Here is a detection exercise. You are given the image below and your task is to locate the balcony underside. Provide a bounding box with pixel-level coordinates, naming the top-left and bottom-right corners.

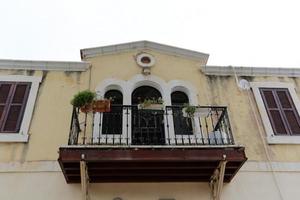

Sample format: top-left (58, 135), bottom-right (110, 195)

top-left (58, 146), bottom-right (247, 183)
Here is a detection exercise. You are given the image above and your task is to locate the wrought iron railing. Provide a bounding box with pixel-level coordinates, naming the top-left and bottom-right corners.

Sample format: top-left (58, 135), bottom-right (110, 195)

top-left (68, 105), bottom-right (235, 146)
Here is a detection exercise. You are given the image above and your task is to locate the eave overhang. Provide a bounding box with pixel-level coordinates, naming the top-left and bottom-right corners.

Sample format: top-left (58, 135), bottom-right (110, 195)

top-left (202, 65), bottom-right (300, 77)
top-left (0, 59), bottom-right (90, 71)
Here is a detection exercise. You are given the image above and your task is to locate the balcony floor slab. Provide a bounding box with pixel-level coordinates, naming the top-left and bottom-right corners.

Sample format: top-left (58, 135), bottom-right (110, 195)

top-left (58, 146), bottom-right (247, 183)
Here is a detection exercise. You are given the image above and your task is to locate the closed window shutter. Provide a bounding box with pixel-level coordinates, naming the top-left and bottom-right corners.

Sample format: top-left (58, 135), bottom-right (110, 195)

top-left (0, 83), bottom-right (13, 128)
top-left (260, 89), bottom-right (288, 135)
top-left (276, 89), bottom-right (300, 134)
top-left (0, 82), bottom-right (31, 133)
top-left (260, 88), bottom-right (300, 135)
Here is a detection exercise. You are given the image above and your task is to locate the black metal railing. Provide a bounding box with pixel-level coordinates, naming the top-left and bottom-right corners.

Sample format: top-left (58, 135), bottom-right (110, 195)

top-left (68, 105), bottom-right (235, 146)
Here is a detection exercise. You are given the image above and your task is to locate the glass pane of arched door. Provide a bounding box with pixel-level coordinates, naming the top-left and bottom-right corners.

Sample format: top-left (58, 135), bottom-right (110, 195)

top-left (102, 90), bottom-right (123, 135)
top-left (131, 86), bottom-right (165, 145)
top-left (171, 91), bottom-right (193, 135)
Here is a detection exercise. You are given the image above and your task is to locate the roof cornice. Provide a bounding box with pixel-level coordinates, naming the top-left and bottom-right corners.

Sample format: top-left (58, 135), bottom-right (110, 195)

top-left (0, 59), bottom-right (90, 71)
top-left (201, 65), bottom-right (300, 77)
top-left (80, 40), bottom-right (209, 63)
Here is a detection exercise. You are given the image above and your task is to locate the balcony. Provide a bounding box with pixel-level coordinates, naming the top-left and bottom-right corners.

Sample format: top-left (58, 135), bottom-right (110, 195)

top-left (58, 105), bottom-right (247, 183)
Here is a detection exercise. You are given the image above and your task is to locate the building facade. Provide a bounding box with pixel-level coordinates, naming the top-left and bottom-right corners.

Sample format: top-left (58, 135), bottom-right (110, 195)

top-left (0, 41), bottom-right (300, 200)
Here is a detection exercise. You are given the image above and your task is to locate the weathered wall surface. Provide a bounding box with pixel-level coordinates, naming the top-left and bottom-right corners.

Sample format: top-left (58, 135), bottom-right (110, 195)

top-left (86, 50), bottom-right (300, 162)
top-left (1, 49), bottom-right (300, 200)
top-left (1, 50), bottom-right (300, 162)
top-left (202, 75), bottom-right (300, 162)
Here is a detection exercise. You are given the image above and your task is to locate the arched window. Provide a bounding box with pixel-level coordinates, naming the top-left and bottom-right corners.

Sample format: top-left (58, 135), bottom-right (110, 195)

top-left (131, 86), bottom-right (162, 105)
top-left (105, 90), bottom-right (123, 105)
top-left (171, 91), bottom-right (189, 105)
top-left (102, 90), bottom-right (123, 135)
top-left (171, 91), bottom-right (193, 135)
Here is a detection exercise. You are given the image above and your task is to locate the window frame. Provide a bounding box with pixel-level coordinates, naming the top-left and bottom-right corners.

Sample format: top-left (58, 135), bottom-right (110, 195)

top-left (250, 82), bottom-right (300, 144)
top-left (0, 75), bottom-right (42, 142)
top-left (0, 81), bottom-right (31, 133)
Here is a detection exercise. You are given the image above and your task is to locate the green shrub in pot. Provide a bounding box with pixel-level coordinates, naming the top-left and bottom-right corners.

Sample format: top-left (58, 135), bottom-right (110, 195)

top-left (70, 90), bottom-right (96, 108)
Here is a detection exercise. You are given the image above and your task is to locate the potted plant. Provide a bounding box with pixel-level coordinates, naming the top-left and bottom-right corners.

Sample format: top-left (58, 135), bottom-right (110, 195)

top-left (182, 104), bottom-right (196, 118)
top-left (182, 104), bottom-right (210, 118)
top-left (138, 97), bottom-right (164, 110)
top-left (71, 90), bottom-right (96, 113)
top-left (71, 90), bottom-right (111, 113)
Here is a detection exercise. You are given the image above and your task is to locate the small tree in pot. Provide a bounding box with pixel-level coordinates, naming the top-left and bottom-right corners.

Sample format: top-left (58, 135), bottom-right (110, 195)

top-left (71, 90), bottom-right (96, 113)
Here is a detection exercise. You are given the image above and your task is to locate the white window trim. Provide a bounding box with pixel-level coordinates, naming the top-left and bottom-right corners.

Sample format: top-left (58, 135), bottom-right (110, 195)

top-left (167, 80), bottom-right (200, 144)
top-left (0, 75), bottom-right (42, 142)
top-left (250, 82), bottom-right (300, 144)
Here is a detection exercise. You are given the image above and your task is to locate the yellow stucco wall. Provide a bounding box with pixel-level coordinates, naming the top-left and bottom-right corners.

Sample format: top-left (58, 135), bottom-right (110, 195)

top-left (1, 50), bottom-right (300, 163)
top-left (1, 170), bottom-right (294, 200)
top-left (0, 69), bottom-right (89, 162)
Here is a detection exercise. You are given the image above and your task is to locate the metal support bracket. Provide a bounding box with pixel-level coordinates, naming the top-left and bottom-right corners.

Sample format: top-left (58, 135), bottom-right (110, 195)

top-left (80, 154), bottom-right (90, 200)
top-left (210, 155), bottom-right (227, 200)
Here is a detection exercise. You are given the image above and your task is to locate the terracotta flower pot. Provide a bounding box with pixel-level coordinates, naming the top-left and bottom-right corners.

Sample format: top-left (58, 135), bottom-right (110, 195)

top-left (93, 100), bottom-right (111, 112)
top-left (80, 104), bottom-right (93, 113)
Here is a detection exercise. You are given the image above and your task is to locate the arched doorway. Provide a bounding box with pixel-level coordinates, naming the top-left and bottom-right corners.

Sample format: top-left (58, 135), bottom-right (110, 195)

top-left (131, 86), bottom-right (165, 145)
top-left (102, 90), bottom-right (123, 135)
top-left (171, 91), bottom-right (193, 135)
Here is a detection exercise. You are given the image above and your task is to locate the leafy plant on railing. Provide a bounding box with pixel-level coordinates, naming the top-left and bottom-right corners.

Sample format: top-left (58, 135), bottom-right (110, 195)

top-left (181, 103), bottom-right (196, 130)
top-left (182, 103), bottom-right (196, 118)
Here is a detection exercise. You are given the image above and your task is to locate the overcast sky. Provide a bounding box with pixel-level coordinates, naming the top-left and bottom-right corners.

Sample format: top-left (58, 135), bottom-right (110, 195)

top-left (0, 0), bottom-right (299, 67)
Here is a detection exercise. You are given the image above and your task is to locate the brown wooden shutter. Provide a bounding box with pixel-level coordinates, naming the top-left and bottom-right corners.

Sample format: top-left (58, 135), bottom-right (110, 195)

top-left (0, 82), bottom-right (31, 133)
top-left (260, 88), bottom-right (300, 135)
top-left (0, 83), bottom-right (13, 128)
top-left (276, 89), bottom-right (300, 135)
top-left (260, 88), bottom-right (288, 135)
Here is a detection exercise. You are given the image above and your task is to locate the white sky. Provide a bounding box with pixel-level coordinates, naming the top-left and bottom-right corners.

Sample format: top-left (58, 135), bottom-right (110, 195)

top-left (0, 0), bottom-right (300, 67)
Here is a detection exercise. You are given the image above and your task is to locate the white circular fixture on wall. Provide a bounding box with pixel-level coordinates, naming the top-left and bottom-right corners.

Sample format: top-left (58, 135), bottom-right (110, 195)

top-left (238, 79), bottom-right (250, 90)
top-left (136, 53), bottom-right (155, 68)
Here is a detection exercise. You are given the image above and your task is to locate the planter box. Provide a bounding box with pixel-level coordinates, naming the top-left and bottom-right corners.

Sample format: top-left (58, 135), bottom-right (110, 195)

top-left (80, 100), bottom-right (111, 113)
top-left (93, 100), bottom-right (111, 112)
top-left (138, 103), bottom-right (164, 110)
top-left (182, 107), bottom-right (210, 118)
